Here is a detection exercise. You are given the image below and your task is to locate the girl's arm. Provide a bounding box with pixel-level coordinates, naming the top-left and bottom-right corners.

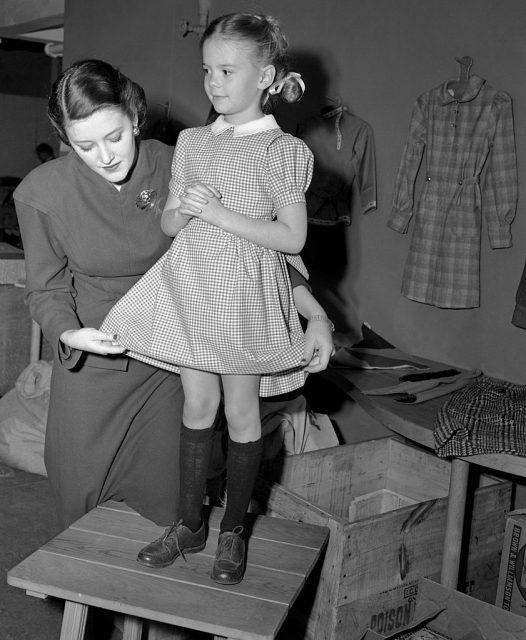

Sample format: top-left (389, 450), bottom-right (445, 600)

top-left (161, 184), bottom-right (223, 237)
top-left (292, 284), bottom-right (335, 373)
top-left (160, 192), bottom-right (189, 237)
top-left (180, 183), bottom-right (307, 254)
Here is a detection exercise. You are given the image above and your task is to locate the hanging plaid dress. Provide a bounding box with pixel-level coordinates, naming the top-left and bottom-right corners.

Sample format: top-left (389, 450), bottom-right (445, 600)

top-left (101, 115), bottom-right (313, 397)
top-left (388, 75), bottom-right (517, 309)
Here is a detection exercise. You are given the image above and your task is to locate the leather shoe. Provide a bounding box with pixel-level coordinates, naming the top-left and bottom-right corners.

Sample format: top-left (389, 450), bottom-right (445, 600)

top-left (210, 526), bottom-right (245, 585)
top-left (137, 520), bottom-right (206, 568)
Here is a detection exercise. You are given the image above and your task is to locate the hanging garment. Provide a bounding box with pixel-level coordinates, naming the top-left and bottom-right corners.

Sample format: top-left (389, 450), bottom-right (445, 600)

top-left (297, 106), bottom-right (377, 226)
top-left (389, 75), bottom-right (517, 309)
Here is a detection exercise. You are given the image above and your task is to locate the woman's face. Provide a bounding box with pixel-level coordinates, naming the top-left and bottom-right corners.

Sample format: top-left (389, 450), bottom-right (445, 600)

top-left (66, 107), bottom-right (137, 184)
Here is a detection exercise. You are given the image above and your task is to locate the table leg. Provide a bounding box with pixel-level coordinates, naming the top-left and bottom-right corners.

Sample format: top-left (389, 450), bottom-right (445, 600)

top-left (60, 601), bottom-right (88, 640)
top-left (123, 615), bottom-right (143, 640)
top-left (440, 457), bottom-right (470, 589)
top-left (30, 320), bottom-right (41, 363)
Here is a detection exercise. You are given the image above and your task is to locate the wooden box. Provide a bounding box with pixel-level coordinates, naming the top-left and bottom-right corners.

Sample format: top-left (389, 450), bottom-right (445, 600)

top-left (255, 437), bottom-right (512, 640)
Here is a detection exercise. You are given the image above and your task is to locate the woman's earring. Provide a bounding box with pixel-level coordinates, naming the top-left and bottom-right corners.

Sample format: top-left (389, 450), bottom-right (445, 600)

top-left (133, 125), bottom-right (140, 136)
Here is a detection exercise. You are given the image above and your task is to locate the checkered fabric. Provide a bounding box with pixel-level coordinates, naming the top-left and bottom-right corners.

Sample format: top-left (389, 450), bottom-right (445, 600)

top-left (434, 375), bottom-right (526, 457)
top-left (388, 75), bottom-right (517, 309)
top-left (101, 117), bottom-right (313, 397)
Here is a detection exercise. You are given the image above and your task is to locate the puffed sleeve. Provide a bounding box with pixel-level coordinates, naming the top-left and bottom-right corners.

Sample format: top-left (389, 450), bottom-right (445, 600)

top-left (267, 135), bottom-right (314, 211)
top-left (15, 198), bottom-right (83, 369)
top-left (168, 129), bottom-right (189, 197)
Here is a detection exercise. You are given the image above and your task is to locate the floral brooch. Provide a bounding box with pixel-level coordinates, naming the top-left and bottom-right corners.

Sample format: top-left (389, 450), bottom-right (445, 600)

top-left (135, 189), bottom-right (158, 211)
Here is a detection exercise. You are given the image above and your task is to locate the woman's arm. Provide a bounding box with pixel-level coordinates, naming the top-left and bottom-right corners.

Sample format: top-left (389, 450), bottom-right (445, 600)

top-left (180, 183), bottom-right (307, 254)
top-left (15, 199), bottom-right (125, 361)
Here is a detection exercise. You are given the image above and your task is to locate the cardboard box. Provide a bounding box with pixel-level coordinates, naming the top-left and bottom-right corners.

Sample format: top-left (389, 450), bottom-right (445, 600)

top-left (340, 578), bottom-right (526, 640)
top-left (496, 509), bottom-right (526, 617)
top-left (256, 437), bottom-right (512, 640)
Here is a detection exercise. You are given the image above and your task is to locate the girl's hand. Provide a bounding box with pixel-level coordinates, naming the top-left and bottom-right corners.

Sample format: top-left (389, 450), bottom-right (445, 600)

top-left (180, 182), bottom-right (225, 225)
top-left (301, 319), bottom-right (335, 373)
top-left (60, 328), bottom-right (126, 355)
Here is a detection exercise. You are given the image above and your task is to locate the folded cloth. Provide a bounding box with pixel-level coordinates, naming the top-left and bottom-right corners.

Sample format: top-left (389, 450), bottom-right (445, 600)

top-left (434, 375), bottom-right (526, 457)
top-left (363, 369), bottom-right (481, 399)
top-left (332, 322), bottom-right (431, 371)
top-left (396, 372), bottom-right (481, 405)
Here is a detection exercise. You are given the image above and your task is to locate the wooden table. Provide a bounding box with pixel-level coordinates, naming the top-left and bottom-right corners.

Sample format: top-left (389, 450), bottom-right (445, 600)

top-left (323, 362), bottom-right (526, 590)
top-left (7, 500), bottom-right (329, 640)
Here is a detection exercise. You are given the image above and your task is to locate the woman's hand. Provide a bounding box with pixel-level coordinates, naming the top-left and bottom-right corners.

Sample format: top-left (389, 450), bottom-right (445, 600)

top-left (301, 318), bottom-right (335, 373)
top-left (60, 328), bottom-right (126, 355)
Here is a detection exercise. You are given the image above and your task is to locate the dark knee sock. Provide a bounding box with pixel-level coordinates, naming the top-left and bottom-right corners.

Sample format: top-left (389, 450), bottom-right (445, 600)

top-left (179, 423), bottom-right (215, 532)
top-left (221, 436), bottom-right (263, 533)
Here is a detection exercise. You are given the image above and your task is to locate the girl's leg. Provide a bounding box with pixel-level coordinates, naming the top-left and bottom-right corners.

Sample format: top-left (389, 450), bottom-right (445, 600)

top-left (211, 374), bottom-right (262, 584)
top-left (137, 368), bottom-right (221, 568)
top-left (178, 367), bottom-right (221, 531)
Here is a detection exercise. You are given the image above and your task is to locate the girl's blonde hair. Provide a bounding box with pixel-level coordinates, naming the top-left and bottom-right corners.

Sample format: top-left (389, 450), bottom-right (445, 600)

top-left (201, 13), bottom-right (304, 113)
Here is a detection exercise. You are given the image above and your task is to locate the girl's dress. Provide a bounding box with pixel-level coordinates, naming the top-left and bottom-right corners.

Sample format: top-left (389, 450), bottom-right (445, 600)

top-left (101, 115), bottom-right (313, 396)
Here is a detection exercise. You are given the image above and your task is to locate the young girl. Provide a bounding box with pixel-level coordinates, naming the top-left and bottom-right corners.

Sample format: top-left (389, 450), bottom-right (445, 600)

top-left (101, 13), bottom-right (332, 584)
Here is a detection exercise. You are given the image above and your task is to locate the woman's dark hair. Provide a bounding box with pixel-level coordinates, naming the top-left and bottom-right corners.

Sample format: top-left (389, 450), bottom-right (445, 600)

top-left (48, 59), bottom-right (147, 145)
top-left (201, 13), bottom-right (304, 113)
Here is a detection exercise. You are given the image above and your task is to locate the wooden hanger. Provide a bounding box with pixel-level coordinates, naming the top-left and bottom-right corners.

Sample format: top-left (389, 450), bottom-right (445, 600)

top-left (452, 56), bottom-right (473, 97)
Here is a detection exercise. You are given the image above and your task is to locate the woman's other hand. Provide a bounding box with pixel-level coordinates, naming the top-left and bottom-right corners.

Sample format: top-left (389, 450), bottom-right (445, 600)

top-left (60, 328), bottom-right (126, 355)
top-left (301, 317), bottom-right (335, 373)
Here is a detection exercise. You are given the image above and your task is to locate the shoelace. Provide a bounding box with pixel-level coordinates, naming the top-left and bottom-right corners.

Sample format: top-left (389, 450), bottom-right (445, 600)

top-left (216, 526), bottom-right (244, 561)
top-left (163, 520), bottom-right (187, 562)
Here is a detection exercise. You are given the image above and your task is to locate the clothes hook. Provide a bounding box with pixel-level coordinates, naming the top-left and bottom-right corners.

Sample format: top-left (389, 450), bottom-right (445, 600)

top-left (455, 56), bottom-right (473, 84)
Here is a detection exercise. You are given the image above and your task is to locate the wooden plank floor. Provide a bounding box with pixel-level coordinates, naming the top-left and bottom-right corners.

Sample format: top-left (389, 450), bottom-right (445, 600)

top-left (8, 501), bottom-right (329, 640)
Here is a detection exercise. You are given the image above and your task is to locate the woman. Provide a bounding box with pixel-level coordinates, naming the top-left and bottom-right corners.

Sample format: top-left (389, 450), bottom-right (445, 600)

top-left (14, 59), bottom-right (335, 530)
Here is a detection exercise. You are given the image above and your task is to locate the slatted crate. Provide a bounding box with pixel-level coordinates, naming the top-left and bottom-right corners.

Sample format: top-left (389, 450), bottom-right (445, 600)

top-left (256, 436), bottom-right (512, 640)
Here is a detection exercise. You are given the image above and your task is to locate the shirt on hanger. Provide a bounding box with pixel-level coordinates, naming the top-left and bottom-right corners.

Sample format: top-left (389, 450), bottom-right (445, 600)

top-left (297, 106), bottom-right (377, 226)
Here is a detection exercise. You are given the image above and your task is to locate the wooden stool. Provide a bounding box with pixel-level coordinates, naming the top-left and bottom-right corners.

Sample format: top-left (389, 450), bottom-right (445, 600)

top-left (7, 500), bottom-right (328, 640)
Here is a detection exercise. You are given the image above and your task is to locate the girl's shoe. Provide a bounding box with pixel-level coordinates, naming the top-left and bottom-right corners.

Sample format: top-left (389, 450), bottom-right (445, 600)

top-left (137, 520), bottom-right (206, 568)
top-left (210, 525), bottom-right (245, 584)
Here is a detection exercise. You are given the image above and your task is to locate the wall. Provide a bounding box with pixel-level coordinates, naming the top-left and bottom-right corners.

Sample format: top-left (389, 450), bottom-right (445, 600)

top-left (63, 0), bottom-right (526, 383)
top-left (0, 41), bottom-right (59, 178)
top-left (0, 94), bottom-right (55, 177)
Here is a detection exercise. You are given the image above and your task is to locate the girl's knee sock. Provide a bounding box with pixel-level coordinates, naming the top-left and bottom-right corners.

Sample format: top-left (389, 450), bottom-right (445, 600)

top-left (179, 423), bottom-right (215, 532)
top-left (220, 436), bottom-right (263, 533)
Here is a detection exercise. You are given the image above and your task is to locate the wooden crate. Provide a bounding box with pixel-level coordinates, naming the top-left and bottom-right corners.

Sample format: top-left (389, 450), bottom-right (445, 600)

top-left (0, 242), bottom-right (24, 284)
top-left (255, 436), bottom-right (512, 640)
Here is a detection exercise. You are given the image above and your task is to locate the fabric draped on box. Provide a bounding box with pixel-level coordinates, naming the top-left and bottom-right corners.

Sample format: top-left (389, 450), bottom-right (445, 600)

top-left (434, 375), bottom-right (526, 457)
top-left (102, 115), bottom-right (313, 397)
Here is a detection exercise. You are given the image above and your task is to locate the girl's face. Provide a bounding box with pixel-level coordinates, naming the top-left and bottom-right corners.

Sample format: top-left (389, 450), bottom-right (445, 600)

top-left (66, 107), bottom-right (137, 185)
top-left (202, 35), bottom-right (274, 125)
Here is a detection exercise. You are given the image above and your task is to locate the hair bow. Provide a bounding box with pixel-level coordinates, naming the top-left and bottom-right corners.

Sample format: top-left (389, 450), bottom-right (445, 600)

top-left (268, 72), bottom-right (305, 96)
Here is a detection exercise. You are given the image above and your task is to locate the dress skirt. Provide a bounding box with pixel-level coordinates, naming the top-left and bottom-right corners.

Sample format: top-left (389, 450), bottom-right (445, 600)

top-left (45, 356), bottom-right (185, 528)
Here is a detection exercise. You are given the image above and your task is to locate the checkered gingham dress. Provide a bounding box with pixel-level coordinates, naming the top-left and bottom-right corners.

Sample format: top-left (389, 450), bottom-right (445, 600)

top-left (101, 116), bottom-right (313, 397)
top-left (388, 75), bottom-right (517, 309)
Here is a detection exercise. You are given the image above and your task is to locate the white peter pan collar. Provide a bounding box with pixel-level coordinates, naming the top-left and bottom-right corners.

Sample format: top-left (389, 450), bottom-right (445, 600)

top-left (210, 114), bottom-right (280, 137)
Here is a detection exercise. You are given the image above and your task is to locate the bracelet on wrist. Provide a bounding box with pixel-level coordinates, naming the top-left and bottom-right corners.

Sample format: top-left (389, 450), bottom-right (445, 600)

top-left (308, 314), bottom-right (335, 332)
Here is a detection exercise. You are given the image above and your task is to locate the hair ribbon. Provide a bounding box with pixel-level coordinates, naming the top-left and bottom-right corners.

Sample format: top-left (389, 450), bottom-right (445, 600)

top-left (268, 72), bottom-right (305, 95)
